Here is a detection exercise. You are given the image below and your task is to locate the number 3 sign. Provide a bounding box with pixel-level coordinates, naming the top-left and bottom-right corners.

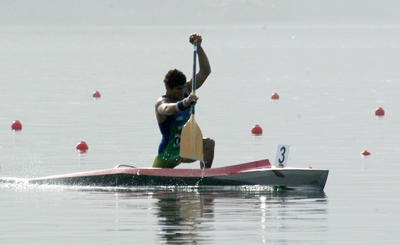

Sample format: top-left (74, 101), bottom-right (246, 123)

top-left (275, 145), bottom-right (290, 167)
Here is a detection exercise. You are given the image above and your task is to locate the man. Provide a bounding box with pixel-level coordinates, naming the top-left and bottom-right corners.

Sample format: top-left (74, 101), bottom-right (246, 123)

top-left (153, 33), bottom-right (215, 169)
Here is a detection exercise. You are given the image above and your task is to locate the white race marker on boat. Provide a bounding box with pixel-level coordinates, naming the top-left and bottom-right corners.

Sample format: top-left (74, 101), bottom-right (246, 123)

top-left (275, 145), bottom-right (290, 167)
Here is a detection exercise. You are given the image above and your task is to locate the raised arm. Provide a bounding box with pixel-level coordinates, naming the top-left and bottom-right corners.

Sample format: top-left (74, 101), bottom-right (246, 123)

top-left (186, 34), bottom-right (211, 92)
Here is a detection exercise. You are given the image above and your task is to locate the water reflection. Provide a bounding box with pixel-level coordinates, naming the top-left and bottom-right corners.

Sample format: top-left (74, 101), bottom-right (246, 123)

top-left (147, 187), bottom-right (327, 244)
top-left (153, 190), bottom-right (215, 244)
top-left (1, 180), bottom-right (328, 244)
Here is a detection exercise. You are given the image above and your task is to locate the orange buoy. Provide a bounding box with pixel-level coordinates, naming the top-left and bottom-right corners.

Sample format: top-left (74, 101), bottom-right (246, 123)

top-left (251, 124), bottom-right (263, 135)
top-left (271, 93), bottom-right (279, 100)
top-left (11, 120), bottom-right (22, 130)
top-left (361, 150), bottom-right (371, 156)
top-left (375, 107), bottom-right (384, 116)
top-left (93, 91), bottom-right (101, 98)
top-left (76, 141), bottom-right (89, 152)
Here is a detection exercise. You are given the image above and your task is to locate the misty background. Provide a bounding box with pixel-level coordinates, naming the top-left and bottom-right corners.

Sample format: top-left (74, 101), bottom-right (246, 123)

top-left (1, 0), bottom-right (399, 27)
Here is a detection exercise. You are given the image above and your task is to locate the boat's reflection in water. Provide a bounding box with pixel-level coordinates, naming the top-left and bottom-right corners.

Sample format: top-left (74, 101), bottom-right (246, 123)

top-left (153, 189), bottom-right (215, 243)
top-left (117, 186), bottom-right (328, 244)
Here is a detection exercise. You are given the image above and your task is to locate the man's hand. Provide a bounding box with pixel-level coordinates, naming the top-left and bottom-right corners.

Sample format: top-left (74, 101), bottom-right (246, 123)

top-left (184, 94), bottom-right (199, 106)
top-left (189, 33), bottom-right (202, 45)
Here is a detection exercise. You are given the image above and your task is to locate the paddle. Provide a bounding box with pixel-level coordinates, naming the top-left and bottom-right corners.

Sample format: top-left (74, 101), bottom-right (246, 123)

top-left (180, 43), bottom-right (204, 161)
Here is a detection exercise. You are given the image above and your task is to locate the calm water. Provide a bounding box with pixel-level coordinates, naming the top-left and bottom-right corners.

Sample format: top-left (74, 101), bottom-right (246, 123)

top-left (1, 25), bottom-right (400, 244)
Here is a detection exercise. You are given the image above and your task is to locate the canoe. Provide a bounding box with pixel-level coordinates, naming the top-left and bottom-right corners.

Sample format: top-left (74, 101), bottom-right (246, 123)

top-left (29, 159), bottom-right (329, 190)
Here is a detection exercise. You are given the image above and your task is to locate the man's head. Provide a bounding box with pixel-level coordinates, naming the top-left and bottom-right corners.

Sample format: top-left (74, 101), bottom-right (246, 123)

top-left (164, 69), bottom-right (186, 89)
top-left (164, 69), bottom-right (187, 100)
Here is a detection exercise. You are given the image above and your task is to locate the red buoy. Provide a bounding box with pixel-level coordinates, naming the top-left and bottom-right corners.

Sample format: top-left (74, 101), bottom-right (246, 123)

top-left (375, 107), bottom-right (384, 116)
top-left (271, 93), bottom-right (279, 100)
top-left (93, 91), bottom-right (101, 98)
top-left (361, 150), bottom-right (371, 156)
top-left (76, 141), bottom-right (89, 152)
top-left (11, 120), bottom-right (22, 130)
top-left (251, 124), bottom-right (263, 135)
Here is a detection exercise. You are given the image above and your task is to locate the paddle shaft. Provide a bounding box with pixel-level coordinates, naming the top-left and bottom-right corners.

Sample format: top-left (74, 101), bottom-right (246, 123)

top-left (179, 43), bottom-right (204, 161)
top-left (191, 43), bottom-right (197, 114)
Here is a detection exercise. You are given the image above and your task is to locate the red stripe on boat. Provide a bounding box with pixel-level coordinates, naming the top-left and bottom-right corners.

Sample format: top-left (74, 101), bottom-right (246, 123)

top-left (33, 159), bottom-right (271, 180)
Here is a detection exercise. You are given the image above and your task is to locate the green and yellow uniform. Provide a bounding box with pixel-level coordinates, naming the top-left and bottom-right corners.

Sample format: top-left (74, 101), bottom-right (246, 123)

top-left (153, 96), bottom-right (192, 168)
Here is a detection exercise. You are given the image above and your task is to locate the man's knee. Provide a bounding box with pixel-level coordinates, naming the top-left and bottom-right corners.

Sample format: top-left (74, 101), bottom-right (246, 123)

top-left (203, 137), bottom-right (215, 150)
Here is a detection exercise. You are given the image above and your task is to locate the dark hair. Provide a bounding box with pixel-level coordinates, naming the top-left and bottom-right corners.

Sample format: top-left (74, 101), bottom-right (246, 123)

top-left (164, 69), bottom-right (186, 88)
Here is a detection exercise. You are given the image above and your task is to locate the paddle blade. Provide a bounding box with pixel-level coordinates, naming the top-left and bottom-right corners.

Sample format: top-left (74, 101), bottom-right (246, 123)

top-left (180, 114), bottom-right (204, 161)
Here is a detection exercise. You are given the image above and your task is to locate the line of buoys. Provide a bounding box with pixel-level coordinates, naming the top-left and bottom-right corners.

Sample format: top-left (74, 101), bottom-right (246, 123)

top-left (11, 120), bottom-right (22, 130)
top-left (251, 92), bottom-right (386, 158)
top-left (271, 93), bottom-right (279, 100)
top-left (9, 92), bottom-right (100, 153)
top-left (5, 91), bottom-right (389, 157)
top-left (9, 92), bottom-right (99, 152)
top-left (76, 141), bottom-right (89, 152)
top-left (375, 107), bottom-right (384, 116)
top-left (251, 124), bottom-right (263, 135)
